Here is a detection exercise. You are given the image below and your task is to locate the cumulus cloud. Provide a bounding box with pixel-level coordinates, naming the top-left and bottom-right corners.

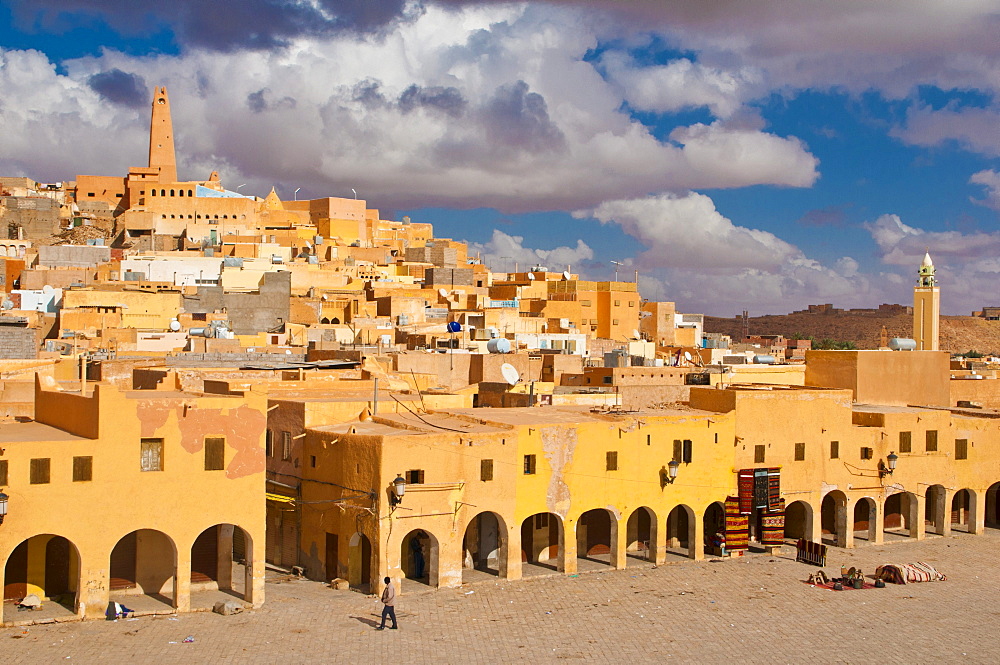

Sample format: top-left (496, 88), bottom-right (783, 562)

top-left (970, 169), bottom-right (1000, 211)
top-left (0, 4), bottom-right (819, 211)
top-left (894, 104), bottom-right (1000, 157)
top-left (468, 229), bottom-right (593, 271)
top-left (866, 213), bottom-right (1000, 266)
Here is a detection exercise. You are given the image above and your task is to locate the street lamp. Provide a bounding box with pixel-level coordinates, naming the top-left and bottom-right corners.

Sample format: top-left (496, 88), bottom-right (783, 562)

top-left (662, 459), bottom-right (680, 486)
top-left (294, 187), bottom-right (301, 201)
top-left (390, 475), bottom-right (406, 506)
top-left (880, 452), bottom-right (898, 479)
top-left (611, 260), bottom-right (623, 282)
top-left (0, 490), bottom-right (8, 524)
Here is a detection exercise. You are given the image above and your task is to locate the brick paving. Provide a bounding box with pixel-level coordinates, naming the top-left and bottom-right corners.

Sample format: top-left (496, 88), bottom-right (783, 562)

top-left (6, 531), bottom-right (1000, 664)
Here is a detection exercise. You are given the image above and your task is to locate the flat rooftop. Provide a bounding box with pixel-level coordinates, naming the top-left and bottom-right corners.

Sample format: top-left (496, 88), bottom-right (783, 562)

top-left (0, 420), bottom-right (87, 443)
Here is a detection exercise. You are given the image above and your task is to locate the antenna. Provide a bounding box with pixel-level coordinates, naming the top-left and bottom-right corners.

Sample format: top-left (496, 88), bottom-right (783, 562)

top-left (351, 188), bottom-right (357, 199)
top-left (501, 363), bottom-right (520, 386)
top-left (610, 260), bottom-right (624, 281)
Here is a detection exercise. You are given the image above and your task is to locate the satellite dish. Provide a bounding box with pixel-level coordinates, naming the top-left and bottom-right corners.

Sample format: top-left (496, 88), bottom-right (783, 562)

top-left (683, 351), bottom-right (693, 362)
top-left (501, 363), bottom-right (520, 386)
top-left (169, 319), bottom-right (181, 332)
top-left (1, 300), bottom-right (12, 310)
top-left (42, 285), bottom-right (54, 294)
top-left (632, 329), bottom-right (641, 340)
top-left (527, 272), bottom-right (535, 281)
top-left (438, 288), bottom-right (448, 297)
top-left (562, 270), bottom-right (571, 280)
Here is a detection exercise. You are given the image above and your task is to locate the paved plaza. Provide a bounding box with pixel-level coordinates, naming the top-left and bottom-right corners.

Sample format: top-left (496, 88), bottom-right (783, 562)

top-left (6, 531), bottom-right (1000, 664)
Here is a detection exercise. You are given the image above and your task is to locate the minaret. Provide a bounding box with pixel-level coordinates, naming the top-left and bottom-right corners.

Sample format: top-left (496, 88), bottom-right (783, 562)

top-left (148, 86), bottom-right (177, 183)
top-left (913, 251), bottom-right (939, 351)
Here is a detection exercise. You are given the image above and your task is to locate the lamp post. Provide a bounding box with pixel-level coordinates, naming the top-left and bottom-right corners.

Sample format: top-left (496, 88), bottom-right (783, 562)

top-left (390, 475), bottom-right (406, 507)
top-left (662, 459), bottom-right (680, 486)
top-left (0, 490), bottom-right (8, 524)
top-left (611, 260), bottom-right (623, 282)
top-left (294, 187), bottom-right (301, 201)
top-left (880, 452), bottom-right (898, 479)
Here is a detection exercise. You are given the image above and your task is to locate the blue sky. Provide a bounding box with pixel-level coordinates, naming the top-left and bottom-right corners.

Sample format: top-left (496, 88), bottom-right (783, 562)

top-left (1, 1), bottom-right (998, 316)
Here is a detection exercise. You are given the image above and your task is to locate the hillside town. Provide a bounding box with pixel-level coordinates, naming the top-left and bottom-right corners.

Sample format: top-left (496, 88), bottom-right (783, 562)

top-left (3, 87), bottom-right (1000, 627)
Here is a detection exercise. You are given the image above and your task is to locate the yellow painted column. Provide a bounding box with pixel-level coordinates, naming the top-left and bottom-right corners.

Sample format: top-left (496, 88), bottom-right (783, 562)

top-left (246, 534), bottom-right (265, 608)
top-left (77, 558), bottom-right (110, 620)
top-left (174, 548), bottom-right (191, 613)
top-left (611, 514), bottom-right (628, 569)
top-left (969, 489), bottom-right (986, 535)
top-left (560, 517), bottom-right (577, 574)
top-left (690, 512), bottom-right (704, 561)
top-left (653, 516), bottom-right (667, 565)
top-left (26, 535), bottom-right (51, 598)
top-left (502, 522), bottom-right (522, 581)
top-left (872, 499), bottom-right (885, 545)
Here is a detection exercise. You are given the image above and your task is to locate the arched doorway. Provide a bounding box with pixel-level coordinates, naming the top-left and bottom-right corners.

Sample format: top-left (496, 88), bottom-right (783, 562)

top-left (463, 512), bottom-right (507, 581)
top-left (520, 513), bottom-right (563, 573)
top-left (853, 497), bottom-right (877, 543)
top-left (784, 501), bottom-right (812, 541)
top-left (987, 482), bottom-right (1000, 528)
top-left (190, 524), bottom-right (254, 603)
top-left (626, 507), bottom-right (658, 562)
top-left (951, 489), bottom-right (974, 533)
top-left (883, 491), bottom-right (917, 538)
top-left (666, 505), bottom-right (695, 558)
top-left (925, 484), bottom-right (948, 535)
top-left (703, 502), bottom-right (725, 555)
top-left (821, 491), bottom-right (848, 546)
top-left (576, 509), bottom-right (615, 566)
top-left (348, 532), bottom-right (373, 592)
top-left (401, 529), bottom-right (438, 587)
top-left (109, 529), bottom-right (177, 608)
top-left (3, 535), bottom-right (81, 618)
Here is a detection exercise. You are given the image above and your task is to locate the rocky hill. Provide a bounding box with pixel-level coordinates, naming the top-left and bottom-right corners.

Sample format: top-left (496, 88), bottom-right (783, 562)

top-left (704, 311), bottom-right (1000, 354)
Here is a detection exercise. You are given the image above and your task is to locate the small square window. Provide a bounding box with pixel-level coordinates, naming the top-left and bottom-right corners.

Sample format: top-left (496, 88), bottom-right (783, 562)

top-left (481, 459), bottom-right (494, 481)
top-left (523, 454), bottom-right (537, 475)
top-left (204, 437), bottom-right (225, 471)
top-left (860, 447), bottom-right (874, 460)
top-left (794, 442), bottom-right (805, 461)
top-left (606, 451), bottom-right (618, 471)
top-left (73, 456), bottom-right (93, 482)
top-left (754, 445), bottom-right (766, 464)
top-left (955, 439), bottom-right (968, 460)
top-left (406, 469), bottom-right (425, 484)
top-left (141, 438), bottom-right (164, 472)
top-left (830, 440), bottom-right (839, 459)
top-left (899, 431), bottom-right (911, 453)
top-left (30, 458), bottom-right (51, 484)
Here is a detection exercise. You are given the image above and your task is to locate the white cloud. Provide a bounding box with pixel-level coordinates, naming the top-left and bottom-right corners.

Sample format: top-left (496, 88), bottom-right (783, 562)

top-left (970, 169), bottom-right (1000, 211)
top-left (467, 229), bottom-right (593, 272)
top-left (0, 4), bottom-right (819, 212)
top-left (866, 213), bottom-right (1000, 266)
top-left (894, 105), bottom-right (1000, 157)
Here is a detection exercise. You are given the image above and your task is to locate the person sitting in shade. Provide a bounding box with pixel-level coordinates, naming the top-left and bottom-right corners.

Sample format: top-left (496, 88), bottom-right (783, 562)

top-left (411, 533), bottom-right (426, 579)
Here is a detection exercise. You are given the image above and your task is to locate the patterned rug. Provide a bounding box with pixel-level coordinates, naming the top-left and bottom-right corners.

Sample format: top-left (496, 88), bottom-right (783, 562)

top-left (767, 468), bottom-right (781, 511)
top-left (761, 504), bottom-right (785, 546)
top-left (738, 470), bottom-right (754, 514)
top-left (725, 496), bottom-right (749, 550)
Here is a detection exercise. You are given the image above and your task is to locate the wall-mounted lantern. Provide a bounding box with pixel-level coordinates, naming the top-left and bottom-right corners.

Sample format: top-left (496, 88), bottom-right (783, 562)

top-left (665, 459), bottom-right (680, 485)
top-left (0, 490), bottom-right (8, 524)
top-left (389, 475), bottom-right (406, 506)
top-left (879, 452), bottom-right (898, 479)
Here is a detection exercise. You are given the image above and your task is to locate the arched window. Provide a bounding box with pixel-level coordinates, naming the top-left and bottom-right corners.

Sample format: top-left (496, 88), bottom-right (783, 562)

top-left (170, 214), bottom-right (176, 219)
top-left (170, 189), bottom-right (175, 196)
top-left (161, 214), bottom-right (166, 218)
top-left (160, 189), bottom-right (166, 196)
top-left (179, 190), bottom-right (184, 197)
top-left (188, 190), bottom-right (193, 197)
top-left (214, 214), bottom-right (219, 219)
top-left (151, 189), bottom-right (157, 196)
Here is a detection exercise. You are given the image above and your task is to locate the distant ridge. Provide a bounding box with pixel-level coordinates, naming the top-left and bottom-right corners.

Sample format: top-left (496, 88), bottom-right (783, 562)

top-left (705, 309), bottom-right (1000, 354)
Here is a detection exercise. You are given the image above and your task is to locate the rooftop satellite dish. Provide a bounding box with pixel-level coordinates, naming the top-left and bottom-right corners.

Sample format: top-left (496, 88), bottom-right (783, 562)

top-left (1, 300), bottom-right (12, 310)
top-left (42, 285), bottom-right (54, 294)
top-left (527, 272), bottom-right (535, 281)
top-left (562, 270), bottom-right (571, 280)
top-left (632, 329), bottom-right (641, 340)
top-left (501, 363), bottom-right (520, 386)
top-left (683, 351), bottom-right (693, 362)
top-left (169, 319), bottom-right (181, 332)
top-left (438, 288), bottom-right (448, 298)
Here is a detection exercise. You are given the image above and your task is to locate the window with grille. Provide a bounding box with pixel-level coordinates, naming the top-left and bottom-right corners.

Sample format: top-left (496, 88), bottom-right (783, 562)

top-left (926, 430), bottom-right (938, 452)
top-left (606, 451), bottom-right (618, 471)
top-left (73, 456), bottom-right (93, 482)
top-left (795, 442), bottom-right (806, 461)
top-left (405, 469), bottom-right (425, 484)
top-left (281, 431), bottom-right (292, 460)
top-left (899, 431), bottom-right (911, 453)
top-left (754, 445), bottom-right (766, 464)
top-left (955, 439), bottom-right (968, 460)
top-left (140, 438), bottom-right (163, 472)
top-left (205, 437), bottom-right (225, 471)
top-left (481, 459), bottom-right (494, 481)
top-left (830, 440), bottom-right (839, 459)
top-left (523, 454), bottom-right (537, 475)
top-left (30, 458), bottom-right (51, 484)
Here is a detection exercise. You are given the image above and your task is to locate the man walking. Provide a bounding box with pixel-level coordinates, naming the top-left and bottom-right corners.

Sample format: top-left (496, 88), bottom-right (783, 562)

top-left (377, 576), bottom-right (398, 630)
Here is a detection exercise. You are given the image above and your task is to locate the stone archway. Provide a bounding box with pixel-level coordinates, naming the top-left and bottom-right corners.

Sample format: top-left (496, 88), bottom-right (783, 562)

top-left (853, 497), bottom-right (878, 543)
top-left (987, 482), bottom-right (1000, 529)
top-left (784, 500), bottom-right (813, 541)
top-left (109, 529), bottom-right (178, 609)
top-left (821, 490), bottom-right (848, 547)
top-left (626, 507), bottom-right (658, 562)
top-left (925, 484), bottom-right (948, 535)
top-left (520, 513), bottom-right (564, 573)
top-left (951, 489), bottom-right (975, 533)
top-left (3, 534), bottom-right (81, 618)
top-left (348, 532), bottom-right (373, 592)
top-left (463, 512), bottom-right (508, 582)
top-left (576, 509), bottom-right (615, 566)
top-left (401, 529), bottom-right (439, 587)
top-left (189, 524), bottom-right (254, 604)
top-left (666, 504), bottom-right (696, 558)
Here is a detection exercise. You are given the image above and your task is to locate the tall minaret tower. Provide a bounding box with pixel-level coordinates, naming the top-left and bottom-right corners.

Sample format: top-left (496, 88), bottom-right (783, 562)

top-left (913, 251), bottom-right (939, 351)
top-left (148, 86), bottom-right (177, 183)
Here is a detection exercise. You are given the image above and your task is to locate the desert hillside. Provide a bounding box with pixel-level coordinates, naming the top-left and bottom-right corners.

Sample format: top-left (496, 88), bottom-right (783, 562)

top-left (704, 311), bottom-right (1000, 354)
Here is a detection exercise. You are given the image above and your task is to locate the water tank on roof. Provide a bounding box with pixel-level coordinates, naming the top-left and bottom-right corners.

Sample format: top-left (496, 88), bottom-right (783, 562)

top-left (888, 338), bottom-right (917, 351)
top-left (487, 338), bottom-right (511, 353)
top-left (752, 354), bottom-right (776, 364)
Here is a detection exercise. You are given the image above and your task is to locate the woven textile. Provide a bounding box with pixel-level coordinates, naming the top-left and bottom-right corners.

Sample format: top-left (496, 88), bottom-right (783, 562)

top-left (876, 562), bottom-right (947, 584)
top-left (725, 496), bottom-right (749, 550)
top-left (738, 470), bottom-right (754, 514)
top-left (767, 468), bottom-right (781, 511)
top-left (761, 508), bottom-right (785, 546)
top-left (753, 469), bottom-right (769, 509)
